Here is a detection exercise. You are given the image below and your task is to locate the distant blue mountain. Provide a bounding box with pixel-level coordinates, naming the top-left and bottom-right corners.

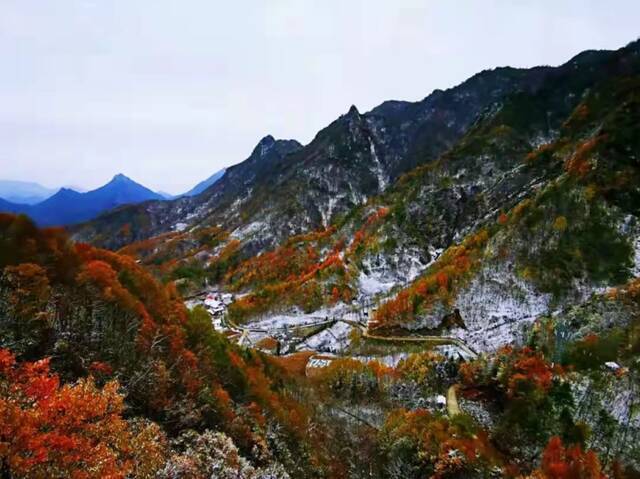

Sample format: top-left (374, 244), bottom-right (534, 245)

top-left (0, 180), bottom-right (57, 205)
top-left (0, 174), bottom-right (164, 226)
top-left (157, 191), bottom-right (176, 200)
top-left (0, 197), bottom-right (27, 214)
top-left (182, 168), bottom-right (226, 197)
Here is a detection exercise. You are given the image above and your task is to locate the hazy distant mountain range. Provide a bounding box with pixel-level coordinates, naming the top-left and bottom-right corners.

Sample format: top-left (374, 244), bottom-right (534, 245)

top-left (0, 170), bottom-right (228, 226)
top-left (0, 180), bottom-right (58, 205)
top-left (0, 174), bottom-right (164, 226)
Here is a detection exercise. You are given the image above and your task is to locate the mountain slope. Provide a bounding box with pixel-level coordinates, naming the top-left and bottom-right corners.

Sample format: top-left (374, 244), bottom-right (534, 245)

top-left (0, 213), bottom-right (331, 477)
top-left (182, 168), bottom-right (226, 197)
top-left (113, 39), bottom-right (640, 339)
top-left (4, 39), bottom-right (640, 478)
top-left (73, 40), bottom-right (640, 254)
top-left (102, 48), bottom-right (640, 473)
top-left (72, 136), bottom-right (303, 248)
top-left (0, 197), bottom-right (26, 214)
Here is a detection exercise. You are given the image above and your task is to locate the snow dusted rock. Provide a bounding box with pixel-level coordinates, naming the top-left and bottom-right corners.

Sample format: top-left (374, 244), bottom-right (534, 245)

top-left (357, 245), bottom-right (433, 300)
top-left (75, 61), bottom-right (563, 251)
top-left (357, 271), bottom-right (396, 298)
top-left (632, 235), bottom-right (640, 276)
top-left (299, 321), bottom-right (354, 353)
top-left (433, 344), bottom-right (476, 362)
top-left (458, 398), bottom-right (496, 430)
top-left (448, 265), bottom-right (551, 352)
top-left (231, 220), bottom-right (269, 241)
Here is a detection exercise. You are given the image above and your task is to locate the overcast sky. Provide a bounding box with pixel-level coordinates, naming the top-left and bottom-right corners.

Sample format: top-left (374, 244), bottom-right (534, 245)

top-left (1, 1), bottom-right (639, 194)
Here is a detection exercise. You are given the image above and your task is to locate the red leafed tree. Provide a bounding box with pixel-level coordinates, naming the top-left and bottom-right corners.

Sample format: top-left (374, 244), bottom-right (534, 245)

top-left (0, 349), bottom-right (166, 478)
top-left (76, 259), bottom-right (138, 311)
top-left (507, 347), bottom-right (554, 397)
top-left (330, 286), bottom-right (340, 304)
top-left (534, 436), bottom-right (605, 479)
top-left (436, 270), bottom-right (449, 289)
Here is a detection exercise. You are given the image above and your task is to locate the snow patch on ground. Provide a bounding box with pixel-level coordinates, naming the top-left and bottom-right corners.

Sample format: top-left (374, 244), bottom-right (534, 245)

top-left (230, 220), bottom-right (267, 240)
top-left (449, 265), bottom-right (552, 352)
top-left (358, 271), bottom-right (396, 297)
top-left (299, 321), bottom-right (353, 353)
top-left (619, 214), bottom-right (640, 276)
top-left (530, 131), bottom-right (557, 148)
top-left (351, 353), bottom-right (409, 368)
top-left (358, 245), bottom-right (430, 301)
top-left (572, 375), bottom-right (640, 465)
top-left (318, 194), bottom-right (342, 227)
top-left (247, 303), bottom-right (351, 331)
top-left (433, 344), bottom-right (476, 361)
top-left (632, 235), bottom-right (640, 276)
top-left (368, 138), bottom-right (388, 191)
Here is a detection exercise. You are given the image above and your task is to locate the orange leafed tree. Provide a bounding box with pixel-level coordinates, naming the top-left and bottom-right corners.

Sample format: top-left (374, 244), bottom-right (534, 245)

top-left (529, 436), bottom-right (605, 479)
top-left (331, 286), bottom-right (340, 304)
top-left (0, 349), bottom-right (166, 478)
top-left (372, 228), bottom-right (490, 329)
top-left (564, 136), bottom-right (602, 178)
top-left (507, 347), bottom-right (554, 397)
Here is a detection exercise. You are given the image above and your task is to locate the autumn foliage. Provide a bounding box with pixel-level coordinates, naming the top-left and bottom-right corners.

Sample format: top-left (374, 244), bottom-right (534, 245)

top-left (381, 408), bottom-right (501, 477)
top-left (372, 228), bottom-right (489, 329)
top-left (529, 436), bottom-right (605, 479)
top-left (458, 346), bottom-right (558, 399)
top-left (525, 142), bottom-right (556, 164)
top-left (564, 136), bottom-right (602, 178)
top-left (506, 347), bottom-right (555, 397)
top-left (224, 222), bottom-right (361, 321)
top-left (348, 206), bottom-right (389, 254)
top-left (0, 214), bottom-right (330, 475)
top-left (224, 208), bottom-right (392, 322)
top-left (0, 349), bottom-right (166, 478)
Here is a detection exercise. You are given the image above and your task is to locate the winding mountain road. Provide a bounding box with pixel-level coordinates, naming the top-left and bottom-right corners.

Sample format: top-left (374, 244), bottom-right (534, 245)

top-left (226, 314), bottom-right (478, 360)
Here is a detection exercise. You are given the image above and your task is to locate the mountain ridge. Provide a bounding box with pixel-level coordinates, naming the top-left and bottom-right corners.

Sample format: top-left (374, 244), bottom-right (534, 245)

top-left (182, 168), bottom-right (227, 197)
top-left (72, 39), bottom-right (640, 253)
top-left (0, 179), bottom-right (57, 205)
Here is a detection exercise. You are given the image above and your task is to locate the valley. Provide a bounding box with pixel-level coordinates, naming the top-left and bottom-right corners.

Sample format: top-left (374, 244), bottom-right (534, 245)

top-left (2, 35), bottom-right (640, 478)
top-left (187, 286), bottom-right (476, 364)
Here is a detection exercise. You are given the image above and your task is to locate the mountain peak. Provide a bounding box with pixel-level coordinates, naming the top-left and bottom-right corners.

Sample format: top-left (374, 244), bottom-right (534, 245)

top-left (259, 134), bottom-right (275, 145)
top-left (346, 104), bottom-right (360, 117)
top-left (253, 135), bottom-right (277, 158)
top-left (0, 179), bottom-right (58, 205)
top-left (110, 173), bottom-right (131, 183)
top-left (57, 187), bottom-right (80, 195)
